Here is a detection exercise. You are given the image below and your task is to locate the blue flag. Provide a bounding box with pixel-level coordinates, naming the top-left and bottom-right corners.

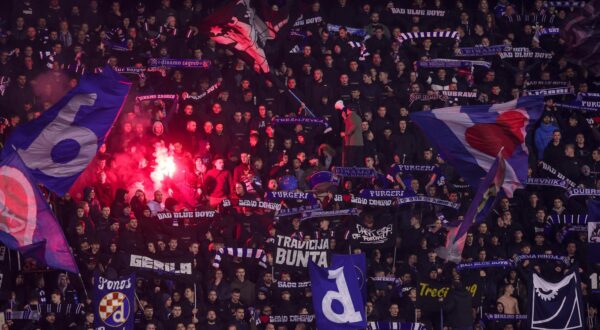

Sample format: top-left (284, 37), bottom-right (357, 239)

top-left (309, 255), bottom-right (367, 329)
top-left (2, 66), bottom-right (130, 195)
top-left (0, 152), bottom-right (78, 273)
top-left (529, 272), bottom-right (584, 330)
top-left (410, 96), bottom-right (543, 197)
top-left (93, 273), bottom-right (136, 330)
top-left (587, 200), bottom-right (600, 264)
top-left (332, 253), bottom-right (367, 302)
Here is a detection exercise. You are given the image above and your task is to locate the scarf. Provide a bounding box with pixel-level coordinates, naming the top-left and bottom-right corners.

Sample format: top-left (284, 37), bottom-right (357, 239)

top-left (397, 31), bottom-right (460, 44)
top-left (148, 58), bottom-right (211, 69)
top-left (525, 86), bottom-right (573, 96)
top-left (389, 7), bottom-right (446, 17)
top-left (183, 81), bottom-right (221, 101)
top-left (455, 45), bottom-right (508, 57)
top-left (212, 247), bottom-right (267, 268)
top-left (417, 59), bottom-right (491, 69)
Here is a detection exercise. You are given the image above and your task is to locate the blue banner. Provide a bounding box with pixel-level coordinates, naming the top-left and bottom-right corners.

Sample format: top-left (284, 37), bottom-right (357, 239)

top-left (310, 255), bottom-right (367, 329)
top-left (93, 274), bottom-right (135, 330)
top-left (1, 67), bottom-right (130, 195)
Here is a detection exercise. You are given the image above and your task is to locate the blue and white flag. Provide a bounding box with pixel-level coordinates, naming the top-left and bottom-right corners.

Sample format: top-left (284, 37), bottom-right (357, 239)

top-left (1, 67), bottom-right (130, 195)
top-left (310, 255), bottom-right (367, 330)
top-left (332, 254), bottom-right (367, 302)
top-left (453, 154), bottom-right (505, 248)
top-left (587, 200), bottom-right (600, 264)
top-left (529, 272), bottom-right (584, 330)
top-left (93, 274), bottom-right (135, 330)
top-left (410, 96), bottom-right (543, 197)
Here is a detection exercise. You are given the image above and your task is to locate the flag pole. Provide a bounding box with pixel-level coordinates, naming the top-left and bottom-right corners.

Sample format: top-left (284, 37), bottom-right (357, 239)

top-left (77, 273), bottom-right (89, 301)
top-left (286, 88), bottom-right (316, 117)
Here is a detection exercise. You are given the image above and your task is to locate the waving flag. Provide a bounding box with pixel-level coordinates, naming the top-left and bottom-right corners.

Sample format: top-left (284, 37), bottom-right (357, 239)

top-left (0, 152), bottom-right (78, 273)
top-left (410, 96), bottom-right (543, 197)
top-left (441, 154), bottom-right (506, 261)
top-left (1, 67), bottom-right (130, 195)
top-left (200, 0), bottom-right (271, 73)
top-left (562, 0), bottom-right (600, 76)
top-left (529, 272), bottom-right (584, 330)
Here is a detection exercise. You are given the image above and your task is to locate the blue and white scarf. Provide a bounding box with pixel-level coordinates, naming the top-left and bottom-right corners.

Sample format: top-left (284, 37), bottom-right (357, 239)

top-left (498, 48), bottom-right (553, 60)
top-left (566, 188), bottom-right (600, 198)
top-left (389, 7), bottom-right (446, 17)
top-left (397, 31), bottom-right (459, 44)
top-left (276, 204), bottom-right (321, 218)
top-left (455, 45), bottom-right (508, 57)
top-left (485, 313), bottom-right (528, 320)
top-left (527, 177), bottom-right (570, 189)
top-left (183, 81), bottom-right (221, 101)
top-left (135, 94), bottom-right (178, 103)
top-left (327, 24), bottom-right (366, 38)
top-left (525, 86), bottom-right (573, 96)
top-left (148, 58), bottom-right (211, 69)
top-left (394, 164), bottom-right (437, 172)
top-left (333, 167), bottom-right (377, 177)
top-left (442, 90), bottom-right (478, 98)
top-left (272, 116), bottom-right (328, 126)
top-left (514, 254), bottom-right (570, 265)
top-left (417, 58), bottom-right (491, 69)
top-left (396, 196), bottom-right (461, 209)
top-left (456, 260), bottom-right (513, 271)
top-left (212, 247), bottom-right (267, 268)
top-left (301, 208), bottom-right (359, 221)
top-left (534, 27), bottom-right (561, 41)
top-left (544, 1), bottom-right (586, 8)
top-left (555, 103), bottom-right (598, 112)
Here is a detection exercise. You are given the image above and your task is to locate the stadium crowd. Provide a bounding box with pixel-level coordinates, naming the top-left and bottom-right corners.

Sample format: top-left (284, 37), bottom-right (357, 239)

top-left (0, 0), bottom-right (598, 329)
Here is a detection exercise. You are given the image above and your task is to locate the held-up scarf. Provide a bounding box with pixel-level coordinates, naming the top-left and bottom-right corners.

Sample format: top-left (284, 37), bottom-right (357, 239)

top-left (525, 86), bottom-right (574, 96)
top-left (408, 92), bottom-right (448, 105)
top-left (183, 81), bottom-right (221, 101)
top-left (544, 1), bottom-right (586, 8)
top-left (580, 100), bottom-right (600, 108)
top-left (300, 208), bottom-right (359, 221)
top-left (332, 166), bottom-right (377, 177)
top-left (526, 177), bottom-right (570, 189)
top-left (148, 58), bottom-right (211, 69)
top-left (538, 161), bottom-right (577, 188)
top-left (389, 7), bottom-right (446, 17)
top-left (212, 247), bottom-right (267, 268)
top-left (397, 31), bottom-right (460, 44)
top-left (485, 314), bottom-right (528, 320)
top-left (555, 103), bottom-right (598, 112)
top-left (396, 196), bottom-right (461, 209)
top-left (456, 260), bottom-right (513, 271)
top-left (525, 80), bottom-right (570, 88)
top-left (441, 90), bottom-right (478, 98)
top-left (417, 59), bottom-right (491, 69)
top-left (455, 45), bottom-right (508, 57)
top-left (514, 254), bottom-right (570, 265)
top-left (534, 27), bottom-right (561, 41)
top-left (135, 94), bottom-right (178, 103)
top-left (566, 188), bottom-right (600, 198)
top-left (275, 204), bottom-right (322, 219)
top-left (498, 49), bottom-right (554, 59)
top-left (326, 24), bottom-right (366, 37)
top-left (272, 116), bottom-right (328, 126)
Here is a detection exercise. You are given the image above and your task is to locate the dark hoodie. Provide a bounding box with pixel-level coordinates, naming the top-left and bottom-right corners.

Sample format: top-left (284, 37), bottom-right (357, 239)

top-left (443, 285), bottom-right (474, 328)
top-left (111, 188), bottom-right (129, 218)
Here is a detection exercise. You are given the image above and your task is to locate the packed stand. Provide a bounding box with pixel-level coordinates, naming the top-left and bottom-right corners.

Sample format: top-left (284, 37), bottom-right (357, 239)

top-left (0, 0), bottom-right (598, 329)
